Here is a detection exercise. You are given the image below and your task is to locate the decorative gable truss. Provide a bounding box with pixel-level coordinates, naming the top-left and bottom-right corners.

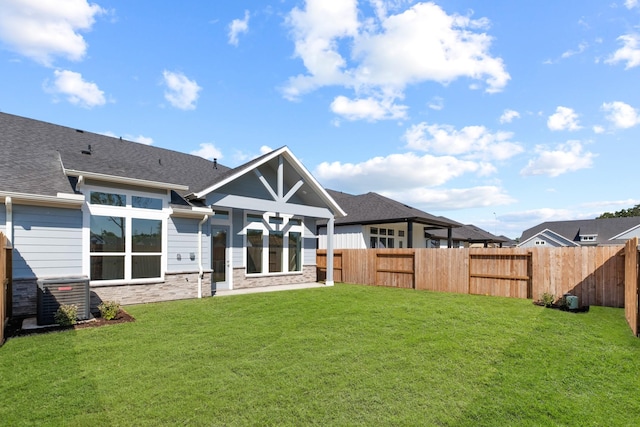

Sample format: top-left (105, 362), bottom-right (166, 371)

top-left (193, 147), bottom-right (345, 286)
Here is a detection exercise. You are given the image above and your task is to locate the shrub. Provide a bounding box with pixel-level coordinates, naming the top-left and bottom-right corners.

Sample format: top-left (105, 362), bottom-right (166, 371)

top-left (54, 304), bottom-right (78, 326)
top-left (541, 292), bottom-right (555, 308)
top-left (98, 300), bottom-right (121, 320)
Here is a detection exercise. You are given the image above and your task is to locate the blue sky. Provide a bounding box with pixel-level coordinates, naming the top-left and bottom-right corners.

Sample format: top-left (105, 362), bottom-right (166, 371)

top-left (1, 0), bottom-right (640, 239)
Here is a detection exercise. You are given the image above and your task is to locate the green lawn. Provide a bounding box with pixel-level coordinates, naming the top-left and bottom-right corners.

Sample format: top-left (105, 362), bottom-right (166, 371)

top-left (1, 284), bottom-right (639, 426)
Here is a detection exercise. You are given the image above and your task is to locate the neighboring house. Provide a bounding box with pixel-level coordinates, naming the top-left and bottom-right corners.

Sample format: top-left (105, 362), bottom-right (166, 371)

top-left (317, 190), bottom-right (462, 249)
top-left (423, 224), bottom-right (509, 248)
top-left (0, 112), bottom-right (345, 316)
top-left (518, 217), bottom-right (640, 248)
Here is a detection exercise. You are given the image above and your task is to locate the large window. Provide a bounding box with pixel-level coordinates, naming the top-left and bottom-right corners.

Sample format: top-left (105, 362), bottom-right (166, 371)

top-left (87, 189), bottom-right (166, 282)
top-left (247, 230), bottom-right (263, 274)
top-left (370, 227), bottom-right (396, 248)
top-left (245, 213), bottom-right (304, 275)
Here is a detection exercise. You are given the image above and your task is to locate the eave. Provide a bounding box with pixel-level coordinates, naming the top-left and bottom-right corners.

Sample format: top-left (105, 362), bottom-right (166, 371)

top-left (0, 191), bottom-right (85, 208)
top-left (64, 169), bottom-right (189, 192)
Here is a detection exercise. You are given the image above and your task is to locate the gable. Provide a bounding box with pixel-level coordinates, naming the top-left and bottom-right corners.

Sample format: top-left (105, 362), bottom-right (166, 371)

top-left (518, 229), bottom-right (579, 248)
top-left (195, 147), bottom-right (345, 219)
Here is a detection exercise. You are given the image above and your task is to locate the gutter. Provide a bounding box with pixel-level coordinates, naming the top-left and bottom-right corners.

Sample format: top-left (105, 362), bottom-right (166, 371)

top-left (197, 214), bottom-right (209, 299)
top-left (0, 191), bottom-right (84, 208)
top-left (64, 169), bottom-right (189, 192)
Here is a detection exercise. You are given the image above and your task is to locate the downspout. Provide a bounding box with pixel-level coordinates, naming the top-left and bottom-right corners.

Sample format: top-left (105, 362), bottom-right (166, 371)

top-left (5, 196), bottom-right (12, 246)
top-left (197, 214), bottom-right (209, 299)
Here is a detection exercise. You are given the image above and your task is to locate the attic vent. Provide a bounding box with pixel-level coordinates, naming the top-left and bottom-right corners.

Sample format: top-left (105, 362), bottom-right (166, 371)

top-left (75, 129), bottom-right (84, 133)
top-left (81, 144), bottom-right (92, 155)
top-left (213, 158), bottom-right (218, 169)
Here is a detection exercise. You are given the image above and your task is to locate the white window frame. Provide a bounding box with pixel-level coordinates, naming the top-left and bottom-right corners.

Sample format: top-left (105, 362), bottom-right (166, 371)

top-left (82, 185), bottom-right (169, 285)
top-left (244, 211), bottom-right (304, 276)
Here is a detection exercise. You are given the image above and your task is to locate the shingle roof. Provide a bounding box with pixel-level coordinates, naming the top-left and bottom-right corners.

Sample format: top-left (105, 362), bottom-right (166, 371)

top-left (0, 112), bottom-right (231, 198)
top-left (325, 189), bottom-right (461, 228)
top-left (425, 224), bottom-right (507, 243)
top-left (519, 217), bottom-right (640, 245)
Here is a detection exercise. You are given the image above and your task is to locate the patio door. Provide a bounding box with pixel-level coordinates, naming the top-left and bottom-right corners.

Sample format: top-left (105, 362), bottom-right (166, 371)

top-left (211, 225), bottom-right (229, 292)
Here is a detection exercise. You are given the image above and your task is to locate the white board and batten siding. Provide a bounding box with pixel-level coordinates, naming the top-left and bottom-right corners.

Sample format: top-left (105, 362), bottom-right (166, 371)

top-left (167, 216), bottom-right (211, 273)
top-left (318, 224), bottom-right (367, 250)
top-left (12, 205), bottom-right (83, 279)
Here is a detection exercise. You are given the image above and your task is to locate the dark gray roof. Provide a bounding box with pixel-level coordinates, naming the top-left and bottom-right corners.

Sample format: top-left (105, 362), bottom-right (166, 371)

top-left (519, 217), bottom-right (640, 245)
top-left (324, 189), bottom-right (461, 229)
top-left (425, 224), bottom-right (507, 243)
top-left (0, 112), bottom-right (231, 198)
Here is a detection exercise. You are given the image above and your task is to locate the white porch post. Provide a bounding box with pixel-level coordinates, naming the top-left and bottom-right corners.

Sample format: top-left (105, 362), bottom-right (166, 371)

top-left (326, 216), bottom-right (335, 286)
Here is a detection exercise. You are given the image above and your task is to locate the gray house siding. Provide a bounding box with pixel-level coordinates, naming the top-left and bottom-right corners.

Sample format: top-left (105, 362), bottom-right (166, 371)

top-left (167, 216), bottom-right (211, 273)
top-left (231, 209), bottom-right (245, 267)
top-left (12, 205), bottom-right (82, 279)
top-left (303, 217), bottom-right (317, 266)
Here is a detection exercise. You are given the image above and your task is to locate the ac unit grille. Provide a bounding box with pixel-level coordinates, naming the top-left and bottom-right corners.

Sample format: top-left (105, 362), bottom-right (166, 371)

top-left (37, 277), bottom-right (90, 326)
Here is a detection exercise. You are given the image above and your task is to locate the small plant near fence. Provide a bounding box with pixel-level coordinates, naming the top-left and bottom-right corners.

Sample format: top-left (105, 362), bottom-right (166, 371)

top-left (541, 292), bottom-right (555, 308)
top-left (98, 300), bottom-right (121, 320)
top-left (54, 304), bottom-right (78, 326)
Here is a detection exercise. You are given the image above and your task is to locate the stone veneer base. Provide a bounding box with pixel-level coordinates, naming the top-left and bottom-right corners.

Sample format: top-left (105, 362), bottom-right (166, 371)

top-left (232, 265), bottom-right (317, 289)
top-left (11, 271), bottom-right (211, 317)
top-left (11, 266), bottom-right (319, 316)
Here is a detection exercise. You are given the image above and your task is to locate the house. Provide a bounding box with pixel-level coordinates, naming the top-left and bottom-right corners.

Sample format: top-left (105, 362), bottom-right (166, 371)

top-left (518, 217), bottom-right (640, 248)
top-left (0, 112), bottom-right (345, 316)
top-left (422, 224), bottom-right (509, 248)
top-left (317, 190), bottom-right (462, 249)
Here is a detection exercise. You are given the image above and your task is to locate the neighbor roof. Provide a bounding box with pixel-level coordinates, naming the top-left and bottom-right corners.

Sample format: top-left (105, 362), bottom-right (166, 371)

top-left (426, 224), bottom-right (508, 243)
top-left (519, 217), bottom-right (640, 246)
top-left (324, 190), bottom-right (461, 229)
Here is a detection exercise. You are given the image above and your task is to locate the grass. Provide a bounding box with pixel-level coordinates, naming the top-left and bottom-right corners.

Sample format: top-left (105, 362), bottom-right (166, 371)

top-left (1, 284), bottom-right (640, 426)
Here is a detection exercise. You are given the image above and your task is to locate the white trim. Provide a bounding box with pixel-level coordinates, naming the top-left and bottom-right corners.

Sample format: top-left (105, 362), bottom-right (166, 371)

top-left (243, 210), bottom-right (304, 275)
top-left (193, 147), bottom-right (346, 218)
top-left (518, 229), bottom-right (579, 247)
top-left (169, 206), bottom-right (214, 218)
top-left (0, 191), bottom-right (84, 208)
top-left (64, 169), bottom-right (189, 191)
top-left (610, 223), bottom-right (640, 241)
top-left (83, 183), bottom-right (170, 284)
top-left (211, 208), bottom-right (233, 290)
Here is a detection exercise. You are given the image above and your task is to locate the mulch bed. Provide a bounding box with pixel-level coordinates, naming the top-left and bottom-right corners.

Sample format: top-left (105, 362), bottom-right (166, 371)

top-left (532, 301), bottom-right (590, 313)
top-left (4, 309), bottom-right (135, 339)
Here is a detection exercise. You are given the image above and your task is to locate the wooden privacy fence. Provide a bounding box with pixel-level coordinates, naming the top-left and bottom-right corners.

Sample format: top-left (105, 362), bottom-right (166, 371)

top-left (317, 246), bottom-right (627, 308)
top-left (0, 232), bottom-right (9, 345)
top-left (625, 238), bottom-right (639, 336)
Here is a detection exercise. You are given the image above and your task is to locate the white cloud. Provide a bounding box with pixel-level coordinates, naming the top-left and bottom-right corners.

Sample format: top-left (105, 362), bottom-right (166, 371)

top-left (314, 151), bottom-right (486, 193)
top-left (560, 42), bottom-right (588, 59)
top-left (499, 109), bottom-right (520, 124)
top-left (520, 140), bottom-right (596, 177)
top-left (382, 186), bottom-right (516, 210)
top-left (283, 1), bottom-right (509, 120)
top-left (602, 101), bottom-right (640, 129)
top-left (47, 69), bottom-right (106, 108)
top-left (625, 0), bottom-right (639, 9)
top-left (102, 131), bottom-right (153, 145)
top-left (428, 96), bottom-right (444, 111)
top-left (162, 70), bottom-right (201, 110)
top-left (404, 122), bottom-right (523, 161)
top-left (190, 143), bottom-right (223, 161)
top-left (547, 106), bottom-right (581, 131)
top-left (606, 34), bottom-right (640, 69)
top-left (592, 125), bottom-right (605, 134)
top-left (230, 145), bottom-right (274, 166)
top-left (228, 10), bottom-right (250, 46)
top-left (0, 0), bottom-right (104, 66)
top-left (330, 95), bottom-right (407, 121)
